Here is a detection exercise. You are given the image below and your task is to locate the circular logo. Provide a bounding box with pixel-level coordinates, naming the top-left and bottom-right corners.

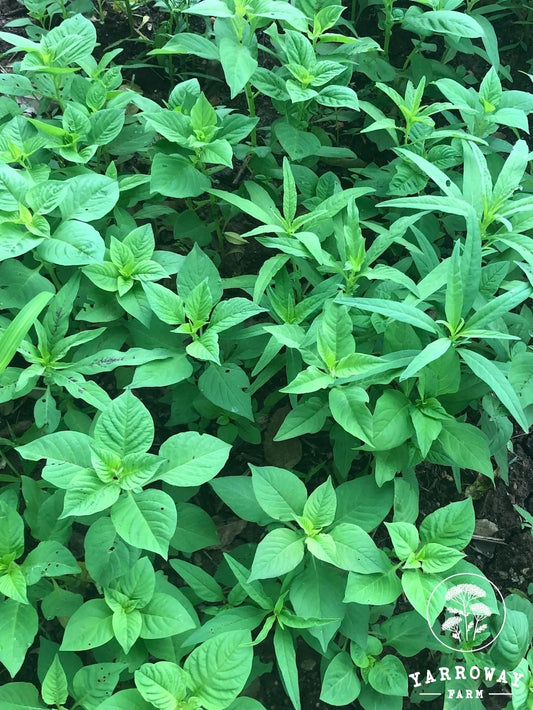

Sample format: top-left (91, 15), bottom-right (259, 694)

top-left (426, 572), bottom-right (507, 653)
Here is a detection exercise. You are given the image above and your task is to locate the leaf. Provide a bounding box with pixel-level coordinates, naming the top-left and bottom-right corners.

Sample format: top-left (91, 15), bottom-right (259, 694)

top-left (401, 569), bottom-right (447, 624)
top-left (170, 559), bottom-right (223, 602)
top-left (250, 464), bottom-right (307, 521)
top-left (158, 431), bottom-right (231, 486)
top-left (316, 85), bottom-right (359, 110)
top-left (219, 38), bottom-right (258, 98)
top-left (399, 338), bottom-right (451, 381)
top-left (0, 292), bottom-right (52, 374)
top-left (317, 302), bottom-right (354, 371)
top-left (198, 363), bottom-right (253, 421)
top-left (210, 478), bottom-right (273, 526)
top-left (209, 298), bottom-right (264, 333)
top-left (273, 626), bottom-right (300, 710)
top-left (60, 173), bottom-right (119, 221)
top-left (329, 385), bottom-right (373, 445)
top-left (302, 478), bottom-right (336, 529)
top-left (0, 600), bottom-right (37, 677)
top-left (368, 655), bottom-right (408, 696)
top-left (437, 419), bottom-right (494, 480)
top-left (185, 631), bottom-right (254, 709)
top-left (111, 489), bottom-right (177, 558)
top-left (151, 153), bottom-right (210, 198)
top-left (403, 8), bottom-right (484, 38)
top-left (135, 662), bottom-right (188, 710)
top-left (170, 502), bottom-right (220, 552)
top-left (60, 599), bottom-right (114, 651)
top-left (338, 296), bottom-right (438, 334)
top-left (459, 348), bottom-right (528, 431)
top-left (21, 540), bottom-right (80, 585)
top-left (419, 499), bottom-right (474, 550)
top-left (320, 652), bottom-right (361, 705)
top-left (0, 683), bottom-right (46, 710)
top-left (41, 656), bottom-right (68, 707)
top-left (37, 220), bottom-right (105, 266)
top-left (96, 689), bottom-right (153, 710)
top-left (72, 663), bottom-right (126, 710)
top-left (344, 568), bottom-right (402, 605)
top-left (372, 390), bottom-right (413, 451)
top-left (274, 396), bottom-right (328, 441)
top-left (140, 593), bottom-right (196, 639)
top-left (249, 528), bottom-right (305, 580)
top-left (490, 610), bottom-right (529, 669)
top-left (94, 390), bottom-right (154, 456)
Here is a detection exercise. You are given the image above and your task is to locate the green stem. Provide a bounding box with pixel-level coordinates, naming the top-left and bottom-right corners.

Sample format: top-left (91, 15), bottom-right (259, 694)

top-left (123, 0), bottom-right (134, 33)
top-left (209, 193), bottom-right (224, 254)
top-left (383, 0), bottom-right (394, 58)
top-left (244, 83), bottom-right (257, 147)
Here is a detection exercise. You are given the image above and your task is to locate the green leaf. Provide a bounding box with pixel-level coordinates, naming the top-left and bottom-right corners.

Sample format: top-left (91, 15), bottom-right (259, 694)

top-left (0, 500), bottom-right (24, 557)
top-left (274, 396), bottom-right (328, 441)
top-left (219, 38), bottom-right (257, 98)
top-left (249, 528), bottom-right (305, 580)
top-left (210, 478), bottom-right (273, 526)
top-left (72, 663), bottom-right (126, 710)
top-left (209, 298), bottom-right (264, 333)
top-left (0, 683), bottom-right (46, 710)
top-left (111, 490), bottom-right (177, 558)
top-left (344, 568), bottom-right (402, 605)
top-left (419, 498), bottom-right (474, 549)
top-left (372, 390), bottom-right (413, 451)
top-left (273, 626), bottom-right (300, 710)
top-left (317, 302), bottom-right (354, 372)
top-left (198, 363), bottom-right (253, 421)
top-left (185, 631), bottom-right (253, 709)
top-left (368, 655), bottom-right (408, 696)
top-left (459, 349), bottom-right (529, 431)
top-left (335, 476), bottom-right (393, 531)
top-left (37, 220), bottom-right (104, 266)
top-left (135, 662), bottom-right (188, 710)
top-left (21, 540), bottom-right (80, 584)
top-left (338, 296), bottom-right (438, 333)
top-left (320, 652), bottom-right (361, 705)
top-left (329, 523), bottom-right (391, 573)
top-left (399, 338), bottom-right (451, 381)
top-left (316, 85), bottom-right (359, 110)
top-left (60, 173), bottom-right (119, 222)
top-left (41, 655), bottom-right (68, 707)
top-left (61, 598), bottom-right (114, 651)
top-left (490, 610), bottom-right (529, 669)
top-left (112, 607), bottom-right (142, 653)
top-left (403, 8), bottom-right (484, 38)
top-left (437, 419), bottom-right (493, 480)
top-left (0, 600), bottom-right (37, 677)
top-left (329, 385), bottom-right (373, 444)
top-left (170, 559), bottom-right (223, 602)
top-left (158, 432), bottom-right (231, 486)
top-left (302, 477), bottom-right (336, 529)
top-left (84, 516), bottom-right (140, 587)
top-left (385, 522), bottom-right (419, 560)
top-left (0, 563), bottom-right (27, 604)
top-left (250, 464), bottom-right (307, 521)
top-left (94, 391), bottom-right (154, 457)
top-left (418, 542), bottom-right (464, 573)
top-left (96, 689), bottom-right (153, 710)
top-left (281, 366), bottom-right (334, 394)
top-left (151, 153), bottom-right (210, 198)
top-left (140, 592), bottom-right (196, 639)
top-left (0, 292), bottom-right (52, 374)
top-left (170, 502), bottom-right (221, 552)
top-left (401, 569), bottom-right (447, 624)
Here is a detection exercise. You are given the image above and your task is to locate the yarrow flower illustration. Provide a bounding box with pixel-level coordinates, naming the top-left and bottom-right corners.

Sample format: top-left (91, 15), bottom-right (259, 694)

top-left (441, 583), bottom-right (493, 646)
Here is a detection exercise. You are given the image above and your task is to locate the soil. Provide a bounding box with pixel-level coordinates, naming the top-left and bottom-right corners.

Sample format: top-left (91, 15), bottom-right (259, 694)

top-left (1, 0), bottom-right (532, 708)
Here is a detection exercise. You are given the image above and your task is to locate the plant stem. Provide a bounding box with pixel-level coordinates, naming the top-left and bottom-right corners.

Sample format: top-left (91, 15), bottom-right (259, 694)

top-left (123, 0), bottom-right (134, 33)
top-left (244, 83), bottom-right (257, 147)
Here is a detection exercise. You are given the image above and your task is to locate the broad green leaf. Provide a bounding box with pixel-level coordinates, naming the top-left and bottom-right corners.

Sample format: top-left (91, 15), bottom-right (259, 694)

top-left (317, 302), bottom-right (354, 371)
top-left (281, 366), bottom-right (334, 394)
top-left (399, 338), bottom-right (451, 381)
top-left (249, 528), bottom-right (305, 580)
top-left (320, 652), bottom-right (361, 705)
top-left (0, 600), bottom-right (38, 677)
top-left (21, 540), bottom-right (79, 584)
top-left (111, 490), bottom-right (177, 558)
top-left (37, 221), bottom-right (104, 266)
top-left (250, 464), bottom-right (307, 521)
top-left (344, 568), bottom-right (402, 605)
top-left (84, 516), bottom-right (140, 587)
top-left (112, 607), bottom-right (142, 653)
top-left (170, 502), bottom-right (221, 552)
top-left (335, 476), bottom-right (393, 531)
top-left (151, 153), bottom-right (210, 198)
top-left (490, 610), bottom-right (530, 669)
top-left (329, 385), bottom-right (373, 444)
top-left (41, 656), bottom-right (68, 707)
top-left (170, 559), bottom-right (223, 602)
top-left (274, 396), bottom-right (328, 441)
top-left (401, 569), bottom-right (447, 624)
top-left (302, 477), bottom-right (336, 529)
top-left (219, 38), bottom-right (258, 98)
top-left (210, 478), bottom-right (273, 526)
top-left (372, 390), bottom-right (413, 451)
top-left (60, 173), bottom-right (119, 221)
top-left (0, 500), bottom-right (24, 557)
top-left (437, 419), bottom-right (493, 480)
top-left (419, 499), bottom-right (475, 550)
top-left (0, 683), bottom-right (46, 710)
top-left (61, 599), bottom-right (114, 651)
top-left (368, 655), bottom-right (408, 696)
top-left (185, 631), bottom-right (253, 709)
top-left (72, 663), bottom-right (126, 710)
top-left (402, 8), bottom-right (484, 38)
top-left (158, 432), bottom-right (231, 486)
top-left (198, 363), bottom-right (253, 421)
top-left (96, 689), bottom-right (153, 710)
top-left (135, 662), bottom-right (188, 709)
top-left (418, 543), bottom-right (464, 573)
top-left (385, 522), bottom-right (419, 560)
top-left (94, 391), bottom-right (154, 456)
top-left (140, 593), bottom-right (196, 639)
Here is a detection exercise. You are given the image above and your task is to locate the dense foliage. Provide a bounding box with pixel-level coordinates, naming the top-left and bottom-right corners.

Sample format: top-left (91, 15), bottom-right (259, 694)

top-left (0, 0), bottom-right (532, 708)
